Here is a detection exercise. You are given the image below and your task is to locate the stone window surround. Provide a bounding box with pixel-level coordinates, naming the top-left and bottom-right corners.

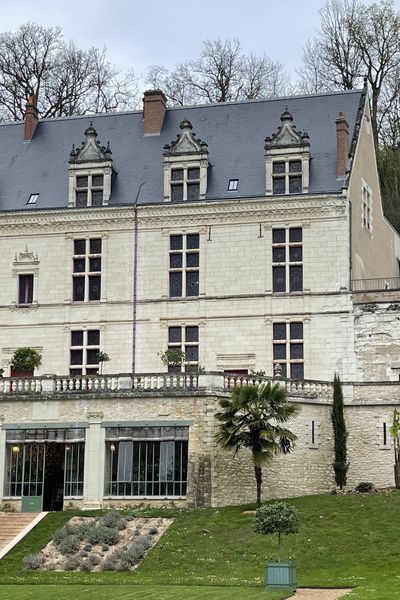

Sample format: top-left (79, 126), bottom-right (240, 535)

top-left (361, 178), bottom-right (373, 234)
top-left (68, 165), bottom-right (113, 208)
top-left (272, 320), bottom-right (304, 380)
top-left (167, 324), bottom-right (199, 373)
top-left (72, 238), bottom-right (102, 303)
top-left (66, 233), bottom-right (108, 304)
top-left (272, 226), bottom-right (303, 294)
top-left (265, 148), bottom-right (310, 196)
top-left (163, 156), bottom-right (208, 202)
top-left (69, 328), bottom-right (101, 376)
top-left (11, 249), bottom-right (40, 308)
top-left (305, 419), bottom-right (320, 449)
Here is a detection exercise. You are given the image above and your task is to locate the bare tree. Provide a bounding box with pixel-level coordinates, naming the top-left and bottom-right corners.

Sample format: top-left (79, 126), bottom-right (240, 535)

top-left (147, 38), bottom-right (288, 105)
top-left (298, 0), bottom-right (400, 145)
top-left (0, 22), bottom-right (140, 121)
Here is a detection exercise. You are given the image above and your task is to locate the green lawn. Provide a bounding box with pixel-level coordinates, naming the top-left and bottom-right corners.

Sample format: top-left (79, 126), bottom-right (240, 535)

top-left (1, 492), bottom-right (400, 598)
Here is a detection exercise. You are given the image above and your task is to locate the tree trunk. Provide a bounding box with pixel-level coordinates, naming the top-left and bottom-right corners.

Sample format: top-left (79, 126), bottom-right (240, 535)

top-left (394, 444), bottom-right (400, 489)
top-left (254, 465), bottom-right (262, 507)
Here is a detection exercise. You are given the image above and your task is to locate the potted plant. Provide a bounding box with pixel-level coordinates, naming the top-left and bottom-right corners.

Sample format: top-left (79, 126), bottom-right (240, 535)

top-left (10, 347), bottom-right (42, 377)
top-left (253, 501), bottom-right (299, 591)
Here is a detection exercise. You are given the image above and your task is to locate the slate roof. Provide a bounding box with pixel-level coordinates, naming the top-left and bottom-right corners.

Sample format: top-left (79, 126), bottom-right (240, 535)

top-left (0, 89), bottom-right (364, 212)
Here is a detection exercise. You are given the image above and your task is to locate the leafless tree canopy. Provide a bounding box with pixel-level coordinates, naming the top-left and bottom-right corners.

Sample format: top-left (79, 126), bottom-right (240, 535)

top-left (147, 38), bottom-right (289, 105)
top-left (0, 22), bottom-right (140, 121)
top-left (298, 0), bottom-right (400, 145)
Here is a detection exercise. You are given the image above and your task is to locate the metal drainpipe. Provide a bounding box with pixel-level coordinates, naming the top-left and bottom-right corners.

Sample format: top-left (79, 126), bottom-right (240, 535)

top-left (131, 182), bottom-right (146, 376)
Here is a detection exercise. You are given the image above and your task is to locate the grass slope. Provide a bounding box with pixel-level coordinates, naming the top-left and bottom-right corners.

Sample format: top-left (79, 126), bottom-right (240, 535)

top-left (1, 492), bottom-right (400, 598)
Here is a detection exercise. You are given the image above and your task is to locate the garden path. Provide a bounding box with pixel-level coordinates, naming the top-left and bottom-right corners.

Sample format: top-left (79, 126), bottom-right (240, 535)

top-left (290, 589), bottom-right (352, 599)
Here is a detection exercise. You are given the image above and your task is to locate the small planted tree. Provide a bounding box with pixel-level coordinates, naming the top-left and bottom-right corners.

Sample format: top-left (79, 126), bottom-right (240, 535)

top-left (331, 373), bottom-right (349, 489)
top-left (11, 347), bottom-right (42, 376)
top-left (253, 502), bottom-right (299, 562)
top-left (390, 408), bottom-right (400, 488)
top-left (159, 348), bottom-right (185, 372)
top-left (95, 351), bottom-right (110, 375)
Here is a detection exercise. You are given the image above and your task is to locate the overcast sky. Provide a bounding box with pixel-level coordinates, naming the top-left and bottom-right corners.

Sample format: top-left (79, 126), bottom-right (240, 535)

top-left (2, 0), bottom-right (400, 85)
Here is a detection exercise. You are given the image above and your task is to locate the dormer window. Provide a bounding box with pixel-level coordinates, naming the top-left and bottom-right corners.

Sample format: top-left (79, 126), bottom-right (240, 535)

top-left (272, 160), bottom-right (302, 195)
top-left (171, 167), bottom-right (200, 202)
top-left (163, 120), bottom-right (209, 202)
top-left (68, 125), bottom-right (114, 208)
top-left (265, 108), bottom-right (310, 196)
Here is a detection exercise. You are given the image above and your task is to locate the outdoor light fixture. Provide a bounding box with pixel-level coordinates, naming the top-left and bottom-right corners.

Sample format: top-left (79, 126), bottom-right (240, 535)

top-left (110, 443), bottom-right (116, 452)
top-left (12, 445), bottom-right (20, 453)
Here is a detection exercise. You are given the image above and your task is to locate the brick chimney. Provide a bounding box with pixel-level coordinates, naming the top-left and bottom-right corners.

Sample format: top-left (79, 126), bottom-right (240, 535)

top-left (143, 89), bottom-right (167, 135)
top-left (24, 94), bottom-right (39, 141)
top-left (335, 112), bottom-right (349, 178)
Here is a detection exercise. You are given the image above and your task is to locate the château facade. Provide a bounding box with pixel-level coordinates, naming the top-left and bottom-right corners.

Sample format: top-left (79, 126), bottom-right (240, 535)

top-left (0, 87), bottom-right (399, 510)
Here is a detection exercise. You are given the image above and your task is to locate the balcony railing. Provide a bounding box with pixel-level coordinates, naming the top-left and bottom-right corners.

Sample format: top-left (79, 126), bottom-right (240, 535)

top-left (224, 374), bottom-right (332, 397)
top-left (351, 276), bottom-right (400, 292)
top-left (0, 372), bottom-right (198, 395)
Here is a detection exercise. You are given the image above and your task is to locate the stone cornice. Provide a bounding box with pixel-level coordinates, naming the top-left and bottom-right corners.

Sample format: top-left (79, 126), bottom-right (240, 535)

top-left (137, 194), bottom-right (347, 228)
top-left (0, 206), bottom-right (134, 234)
top-left (0, 194), bottom-right (347, 233)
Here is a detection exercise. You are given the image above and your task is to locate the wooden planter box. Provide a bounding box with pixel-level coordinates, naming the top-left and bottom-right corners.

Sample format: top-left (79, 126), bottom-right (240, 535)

top-left (266, 559), bottom-right (297, 591)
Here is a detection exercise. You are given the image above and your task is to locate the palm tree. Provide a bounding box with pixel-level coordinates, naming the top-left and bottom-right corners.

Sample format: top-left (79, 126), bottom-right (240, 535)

top-left (215, 382), bottom-right (299, 507)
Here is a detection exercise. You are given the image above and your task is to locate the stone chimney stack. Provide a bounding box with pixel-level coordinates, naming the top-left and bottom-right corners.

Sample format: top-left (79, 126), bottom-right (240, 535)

top-left (335, 111), bottom-right (349, 178)
top-left (143, 89), bottom-right (167, 135)
top-left (24, 94), bottom-right (39, 141)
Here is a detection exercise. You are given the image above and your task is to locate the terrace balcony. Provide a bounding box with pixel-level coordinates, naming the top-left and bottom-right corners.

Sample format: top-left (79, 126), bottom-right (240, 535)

top-left (0, 372), bottom-right (399, 404)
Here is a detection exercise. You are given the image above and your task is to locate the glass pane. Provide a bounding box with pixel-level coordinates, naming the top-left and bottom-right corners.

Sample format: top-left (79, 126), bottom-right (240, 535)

top-left (71, 331), bottom-right (83, 346)
top-left (89, 257), bottom-right (101, 272)
top-left (70, 368), bottom-right (82, 376)
top-left (186, 271), bottom-right (199, 296)
top-left (169, 272), bottom-right (182, 297)
top-left (228, 179), bottom-right (239, 191)
top-left (289, 161), bottom-right (302, 173)
top-left (159, 442), bottom-right (174, 482)
top-left (87, 330), bottom-right (100, 345)
top-left (273, 322), bottom-right (286, 340)
top-left (170, 253), bottom-right (183, 268)
top-left (290, 343), bottom-right (304, 359)
top-left (185, 326), bottom-right (198, 342)
top-left (92, 190), bottom-right (103, 207)
top-left (187, 183), bottom-right (200, 200)
top-left (70, 349), bottom-right (83, 365)
top-left (168, 327), bottom-right (182, 343)
top-left (289, 265), bottom-right (303, 292)
top-left (76, 191), bottom-right (87, 208)
top-left (289, 228), bottom-right (302, 243)
top-left (289, 246), bottom-right (302, 262)
top-left (185, 345), bottom-right (198, 362)
top-left (171, 184), bottom-right (184, 202)
top-left (92, 175), bottom-right (104, 187)
top-left (74, 239), bottom-right (86, 255)
top-left (89, 275), bottom-right (101, 300)
top-left (73, 258), bottom-right (85, 273)
top-left (272, 229), bottom-right (285, 244)
top-left (289, 176), bottom-right (302, 193)
top-left (273, 177), bottom-right (285, 194)
top-left (186, 234), bottom-right (199, 249)
top-left (273, 161), bottom-right (285, 174)
top-left (76, 176), bottom-right (88, 188)
top-left (117, 441), bottom-right (133, 481)
top-left (186, 252), bottom-right (199, 268)
top-left (290, 322), bottom-right (303, 340)
top-left (171, 169), bottom-right (184, 181)
top-left (273, 266), bottom-right (286, 293)
top-left (73, 277), bottom-right (85, 301)
top-left (187, 167), bottom-right (200, 180)
top-left (170, 235), bottom-right (183, 250)
top-left (290, 363), bottom-right (304, 380)
top-left (272, 247), bottom-right (285, 263)
top-left (90, 238), bottom-right (102, 254)
top-left (87, 349), bottom-right (99, 364)
top-left (273, 344), bottom-right (286, 360)
top-left (18, 274), bottom-right (33, 304)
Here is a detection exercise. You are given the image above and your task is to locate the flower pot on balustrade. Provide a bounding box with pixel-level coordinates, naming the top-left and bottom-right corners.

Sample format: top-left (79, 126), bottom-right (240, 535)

top-left (266, 559), bottom-right (297, 591)
top-left (10, 367), bottom-right (34, 378)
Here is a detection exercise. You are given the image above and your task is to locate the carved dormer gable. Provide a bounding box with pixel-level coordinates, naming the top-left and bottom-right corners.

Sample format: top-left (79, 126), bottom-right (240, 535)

top-left (69, 125), bottom-right (113, 164)
top-left (163, 120), bottom-right (209, 202)
top-left (265, 108), bottom-right (311, 196)
top-left (163, 119), bottom-right (209, 156)
top-left (13, 246), bottom-right (39, 267)
top-left (68, 124), bottom-right (114, 208)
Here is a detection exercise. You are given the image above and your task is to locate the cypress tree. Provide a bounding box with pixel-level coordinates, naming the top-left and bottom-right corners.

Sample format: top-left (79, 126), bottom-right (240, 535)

top-left (331, 373), bottom-right (348, 489)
